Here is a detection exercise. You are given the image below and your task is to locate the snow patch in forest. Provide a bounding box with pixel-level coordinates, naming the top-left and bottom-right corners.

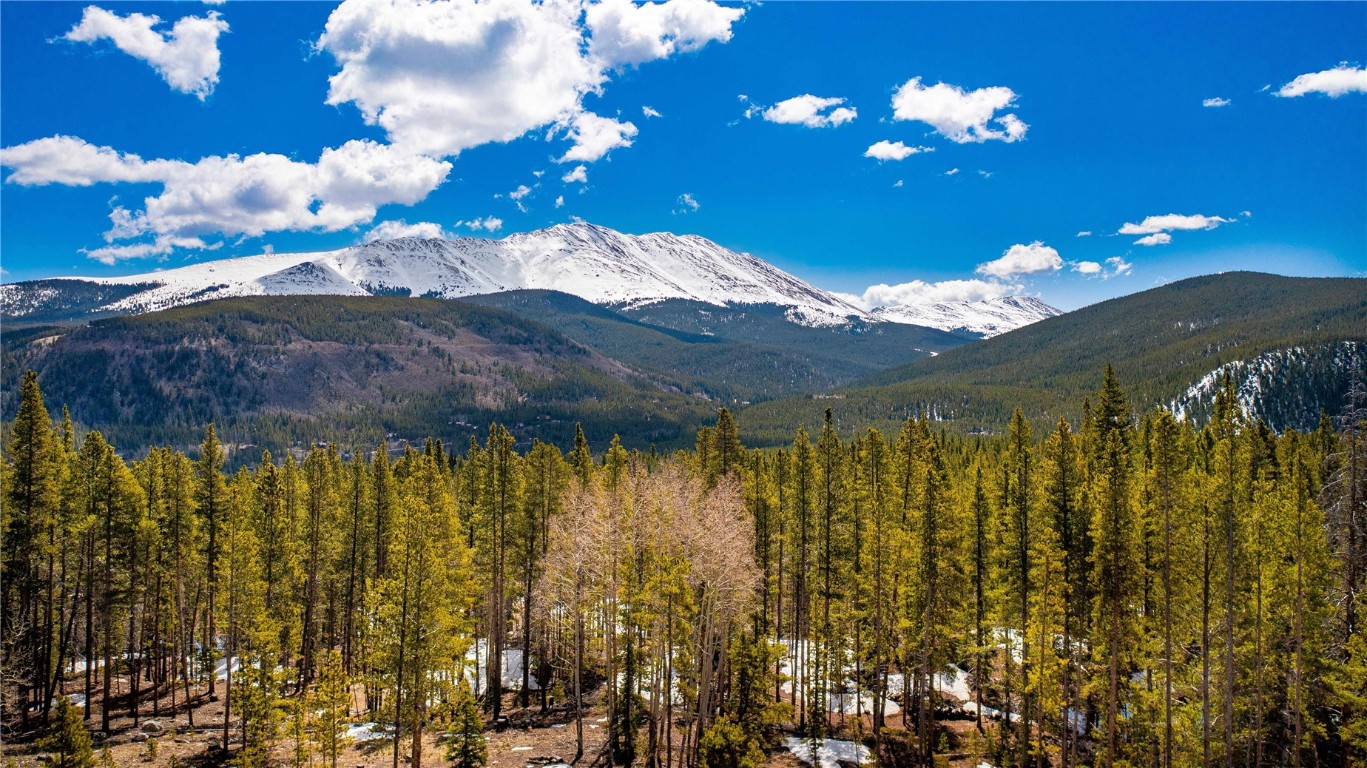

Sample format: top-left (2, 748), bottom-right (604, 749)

top-left (784, 736), bottom-right (872, 768)
top-left (962, 701), bottom-right (1019, 723)
top-left (215, 657), bottom-right (241, 680)
top-left (465, 641), bottom-right (542, 693)
top-left (344, 722), bottom-right (391, 742)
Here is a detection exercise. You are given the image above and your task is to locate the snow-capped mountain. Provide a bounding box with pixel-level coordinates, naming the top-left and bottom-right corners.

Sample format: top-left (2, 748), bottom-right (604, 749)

top-left (0, 222), bottom-right (1059, 335)
top-left (871, 296), bottom-right (1061, 338)
top-left (2, 223), bottom-right (865, 327)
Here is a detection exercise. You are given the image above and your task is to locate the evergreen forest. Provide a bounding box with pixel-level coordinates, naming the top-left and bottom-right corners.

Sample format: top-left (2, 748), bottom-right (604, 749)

top-left (2, 366), bottom-right (1365, 768)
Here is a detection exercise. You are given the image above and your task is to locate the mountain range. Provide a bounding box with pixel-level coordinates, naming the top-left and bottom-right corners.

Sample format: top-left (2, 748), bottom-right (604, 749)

top-left (1, 224), bottom-right (1361, 455)
top-left (0, 222), bottom-right (1058, 337)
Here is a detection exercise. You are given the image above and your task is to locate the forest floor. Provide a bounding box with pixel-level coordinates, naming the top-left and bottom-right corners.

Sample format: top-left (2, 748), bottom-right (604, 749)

top-left (0, 677), bottom-right (996, 768)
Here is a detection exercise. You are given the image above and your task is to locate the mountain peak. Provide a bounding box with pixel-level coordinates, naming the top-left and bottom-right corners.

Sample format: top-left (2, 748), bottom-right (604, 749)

top-left (870, 294), bottom-right (1061, 338)
top-left (2, 222), bottom-right (1060, 337)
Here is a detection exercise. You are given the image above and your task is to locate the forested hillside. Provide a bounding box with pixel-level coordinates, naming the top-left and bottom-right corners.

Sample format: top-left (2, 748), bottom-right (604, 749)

top-left (464, 291), bottom-right (967, 402)
top-left (0, 296), bottom-right (715, 454)
top-left (743, 273), bottom-right (1367, 444)
top-left (2, 367), bottom-right (1364, 768)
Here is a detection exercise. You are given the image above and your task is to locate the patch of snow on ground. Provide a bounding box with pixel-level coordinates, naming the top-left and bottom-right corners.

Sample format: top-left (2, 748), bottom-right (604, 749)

top-left (784, 736), bottom-right (873, 768)
top-left (344, 722), bottom-right (392, 742)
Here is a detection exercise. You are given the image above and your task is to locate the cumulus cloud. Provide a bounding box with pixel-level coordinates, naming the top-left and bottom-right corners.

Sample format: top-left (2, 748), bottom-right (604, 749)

top-left (675, 192), bottom-right (699, 214)
top-left (555, 195), bottom-right (565, 208)
top-left (761, 95), bottom-right (857, 128)
top-left (1202, 97), bottom-right (1231, 108)
top-left (1275, 63), bottom-right (1367, 98)
top-left (84, 235), bottom-right (219, 266)
top-left (975, 241), bottom-right (1063, 279)
top-left (642, 105), bottom-right (662, 118)
top-left (863, 140), bottom-right (932, 161)
top-left (557, 111), bottom-right (638, 162)
top-left (891, 77), bottom-right (1027, 143)
top-left (364, 219), bottom-right (448, 241)
top-left (1074, 261), bottom-right (1102, 274)
top-left (584, 0), bottom-right (743, 69)
top-left (62, 6), bottom-right (229, 99)
top-left (944, 168), bottom-right (959, 176)
top-left (1106, 256), bottom-right (1133, 276)
top-left (562, 164), bottom-right (588, 184)
top-left (0, 135), bottom-right (450, 261)
top-left (1118, 213), bottom-right (1232, 243)
top-left (456, 216), bottom-right (503, 232)
top-left (1076, 230), bottom-right (1092, 237)
top-left (316, 0), bottom-right (739, 160)
top-left (843, 278), bottom-right (1017, 310)
top-left (1134, 232), bottom-right (1172, 246)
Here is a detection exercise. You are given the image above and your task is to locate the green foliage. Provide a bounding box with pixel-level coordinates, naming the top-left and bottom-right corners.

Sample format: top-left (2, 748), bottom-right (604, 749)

top-left (3, 363), bottom-right (1362, 768)
top-left (39, 697), bottom-right (94, 768)
top-left (445, 683), bottom-right (487, 768)
top-left (699, 715), bottom-right (765, 768)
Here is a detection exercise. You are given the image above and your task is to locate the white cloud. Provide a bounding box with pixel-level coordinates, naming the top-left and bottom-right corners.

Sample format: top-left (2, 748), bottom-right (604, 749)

top-left (1076, 230), bottom-right (1092, 237)
top-left (893, 180), bottom-right (903, 188)
top-left (761, 95), bottom-right (857, 128)
top-left (62, 6), bottom-right (228, 99)
top-left (585, 0), bottom-right (743, 69)
top-left (1202, 97), bottom-right (1231, 108)
top-left (557, 111), bottom-right (639, 162)
top-left (561, 164), bottom-right (588, 184)
top-left (0, 135), bottom-right (174, 186)
top-left (975, 241), bottom-right (1062, 279)
top-left (456, 216), bottom-right (503, 232)
top-left (944, 168), bottom-right (959, 176)
top-left (1275, 63), bottom-right (1367, 98)
top-left (1118, 213), bottom-right (1231, 235)
top-left (642, 105), bottom-right (662, 118)
top-left (83, 235), bottom-right (219, 266)
top-left (891, 77), bottom-right (1028, 143)
top-left (1134, 232), bottom-right (1172, 246)
top-left (555, 195), bottom-right (565, 208)
top-left (675, 192), bottom-right (699, 214)
top-left (846, 278), bottom-right (1017, 310)
top-left (316, 0), bottom-right (739, 161)
top-left (364, 219), bottom-right (448, 241)
top-left (1106, 256), bottom-right (1133, 276)
top-left (1, 135), bottom-right (451, 261)
top-left (977, 170), bottom-right (993, 179)
top-left (1073, 261), bottom-right (1102, 274)
top-left (1240, 210), bottom-right (1252, 218)
top-left (863, 140), bottom-right (931, 161)
top-left (509, 184), bottom-right (532, 200)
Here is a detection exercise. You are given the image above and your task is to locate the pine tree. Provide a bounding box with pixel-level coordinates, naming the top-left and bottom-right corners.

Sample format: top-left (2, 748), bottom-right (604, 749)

top-left (3, 371), bottom-right (60, 726)
top-left (374, 454), bottom-right (470, 768)
top-left (39, 696), bottom-right (94, 768)
top-left (1088, 367), bottom-right (1140, 768)
top-left (317, 648), bottom-right (352, 768)
top-left (195, 425), bottom-right (228, 699)
top-left (446, 682), bottom-right (487, 768)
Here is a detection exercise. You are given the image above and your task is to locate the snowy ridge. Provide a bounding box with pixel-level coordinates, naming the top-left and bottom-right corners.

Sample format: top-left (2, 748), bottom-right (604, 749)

top-left (27, 223), bottom-right (864, 327)
top-left (3, 222), bottom-right (1060, 335)
top-left (871, 295), bottom-right (1061, 338)
top-left (1170, 341), bottom-right (1365, 423)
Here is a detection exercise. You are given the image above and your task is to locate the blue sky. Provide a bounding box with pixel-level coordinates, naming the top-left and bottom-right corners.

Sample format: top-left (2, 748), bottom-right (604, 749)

top-left (1, 1), bottom-right (1363, 311)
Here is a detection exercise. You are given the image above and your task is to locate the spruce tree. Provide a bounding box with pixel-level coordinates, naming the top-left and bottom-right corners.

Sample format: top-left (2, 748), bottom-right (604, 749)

top-left (446, 682), bottom-right (487, 768)
top-left (40, 696), bottom-right (94, 768)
